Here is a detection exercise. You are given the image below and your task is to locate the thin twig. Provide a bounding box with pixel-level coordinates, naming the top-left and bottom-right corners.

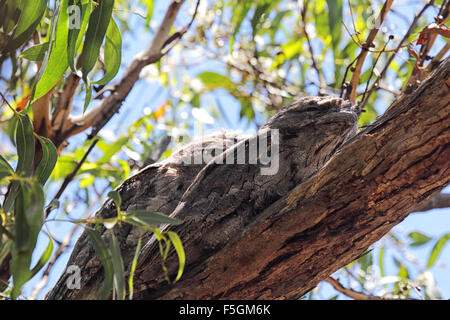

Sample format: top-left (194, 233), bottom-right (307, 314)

top-left (413, 193), bottom-right (450, 213)
top-left (29, 184), bottom-right (109, 300)
top-left (61, 0), bottom-right (199, 144)
top-left (347, 0), bottom-right (394, 103)
top-left (359, 1), bottom-right (434, 110)
top-left (324, 277), bottom-right (415, 300)
top-left (45, 138), bottom-right (99, 218)
top-left (0, 91), bottom-right (17, 114)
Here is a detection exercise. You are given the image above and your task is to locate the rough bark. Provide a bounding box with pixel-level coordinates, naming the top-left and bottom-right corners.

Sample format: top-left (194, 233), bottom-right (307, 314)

top-left (47, 58), bottom-right (449, 300)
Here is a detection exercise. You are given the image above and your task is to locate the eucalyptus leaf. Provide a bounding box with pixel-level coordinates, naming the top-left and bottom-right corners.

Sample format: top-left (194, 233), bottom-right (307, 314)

top-left (109, 231), bottom-right (126, 300)
top-left (427, 233), bottom-right (450, 268)
top-left (34, 0), bottom-right (70, 100)
top-left (167, 231), bottom-right (185, 282)
top-left (85, 227), bottom-right (114, 300)
top-left (127, 210), bottom-right (181, 226)
top-left (35, 135), bottom-right (58, 185)
top-left (92, 17), bottom-right (121, 85)
top-left (81, 0), bottom-right (115, 79)
top-left (20, 42), bottom-right (50, 61)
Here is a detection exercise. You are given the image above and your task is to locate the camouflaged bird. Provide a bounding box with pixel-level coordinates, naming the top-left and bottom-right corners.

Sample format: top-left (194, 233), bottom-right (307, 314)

top-left (47, 96), bottom-right (359, 300)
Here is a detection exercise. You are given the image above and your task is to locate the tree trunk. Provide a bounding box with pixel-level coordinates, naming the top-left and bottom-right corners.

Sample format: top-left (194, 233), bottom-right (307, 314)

top-left (47, 58), bottom-right (449, 300)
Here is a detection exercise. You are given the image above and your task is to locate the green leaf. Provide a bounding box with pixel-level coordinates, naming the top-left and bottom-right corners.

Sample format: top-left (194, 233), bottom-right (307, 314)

top-left (127, 210), bottom-right (182, 226)
top-left (4, 0), bottom-right (47, 54)
top-left (67, 0), bottom-right (93, 73)
top-left (3, 112), bottom-right (35, 213)
top-left (83, 81), bottom-right (92, 112)
top-left (10, 181), bottom-right (45, 299)
top-left (81, 0), bottom-right (115, 79)
top-left (229, 1), bottom-right (252, 52)
top-left (0, 1), bottom-right (20, 34)
top-left (251, 1), bottom-right (272, 39)
top-left (85, 227), bottom-right (114, 300)
top-left (408, 231), bottom-right (432, 247)
top-left (34, 135), bottom-right (58, 185)
top-left (197, 72), bottom-right (236, 91)
top-left (109, 231), bottom-right (126, 300)
top-left (92, 17), bottom-right (121, 85)
top-left (0, 239), bottom-right (12, 266)
top-left (0, 154), bottom-right (14, 181)
top-left (142, 0), bottom-right (154, 28)
top-left (15, 112), bottom-right (35, 176)
top-left (30, 237), bottom-right (54, 278)
top-left (128, 232), bottom-right (142, 300)
top-left (378, 246), bottom-right (385, 277)
top-left (20, 42), bottom-right (50, 61)
top-left (34, 0), bottom-right (70, 100)
top-left (427, 233), bottom-right (450, 268)
top-left (269, 10), bottom-right (289, 42)
top-left (326, 0), bottom-right (343, 55)
top-left (97, 136), bottom-right (128, 164)
top-left (167, 231), bottom-right (185, 282)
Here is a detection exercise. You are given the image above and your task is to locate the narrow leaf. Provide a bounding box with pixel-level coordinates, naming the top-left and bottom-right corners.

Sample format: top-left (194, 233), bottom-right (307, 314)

top-left (81, 0), bottom-right (115, 78)
top-left (34, 0), bottom-right (70, 100)
top-left (128, 232), bottom-right (142, 300)
top-left (20, 42), bottom-right (50, 61)
top-left (0, 154), bottom-right (14, 181)
top-left (30, 237), bottom-right (54, 278)
top-left (127, 210), bottom-right (182, 226)
top-left (83, 81), bottom-right (92, 112)
top-left (427, 233), bottom-right (450, 268)
top-left (4, 0), bottom-right (47, 54)
top-left (408, 231), bottom-right (432, 247)
top-left (109, 231), bottom-right (125, 300)
top-left (67, 0), bottom-right (92, 73)
top-left (10, 181), bottom-right (45, 299)
top-left (15, 112), bottom-right (35, 176)
top-left (167, 231), bottom-right (185, 282)
top-left (85, 227), bottom-right (114, 300)
top-left (92, 17), bottom-right (121, 85)
top-left (35, 135), bottom-right (58, 185)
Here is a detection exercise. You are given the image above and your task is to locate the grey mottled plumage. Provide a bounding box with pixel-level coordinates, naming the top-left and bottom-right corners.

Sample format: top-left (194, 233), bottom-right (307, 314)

top-left (48, 96), bottom-right (359, 300)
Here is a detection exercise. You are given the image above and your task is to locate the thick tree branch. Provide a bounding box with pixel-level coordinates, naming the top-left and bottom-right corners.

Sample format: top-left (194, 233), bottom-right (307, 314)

top-left (48, 57), bottom-right (449, 300)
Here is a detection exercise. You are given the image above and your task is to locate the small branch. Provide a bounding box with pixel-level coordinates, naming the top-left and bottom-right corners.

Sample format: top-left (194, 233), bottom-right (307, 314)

top-left (413, 193), bottom-right (450, 213)
top-left (425, 40), bottom-right (450, 73)
top-left (360, 1), bottom-right (434, 110)
top-left (324, 277), bottom-right (414, 300)
top-left (403, 1), bottom-right (447, 90)
top-left (347, 0), bottom-right (394, 103)
top-left (142, 135), bottom-right (172, 167)
top-left (52, 73), bottom-right (81, 136)
top-left (57, 0), bottom-right (198, 146)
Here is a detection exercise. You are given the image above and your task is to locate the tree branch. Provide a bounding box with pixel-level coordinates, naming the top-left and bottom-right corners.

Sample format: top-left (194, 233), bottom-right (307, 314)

top-left (324, 277), bottom-right (392, 300)
top-left (53, 0), bottom-right (199, 148)
top-left (347, 0), bottom-right (393, 103)
top-left (48, 58), bottom-right (450, 300)
top-left (413, 193), bottom-right (450, 213)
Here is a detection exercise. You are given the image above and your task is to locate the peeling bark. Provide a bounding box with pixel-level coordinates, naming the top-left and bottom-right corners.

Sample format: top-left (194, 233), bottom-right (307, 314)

top-left (47, 58), bottom-right (450, 300)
